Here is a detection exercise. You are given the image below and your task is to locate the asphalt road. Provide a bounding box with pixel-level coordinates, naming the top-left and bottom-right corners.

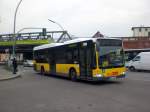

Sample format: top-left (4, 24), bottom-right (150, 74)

top-left (0, 67), bottom-right (150, 112)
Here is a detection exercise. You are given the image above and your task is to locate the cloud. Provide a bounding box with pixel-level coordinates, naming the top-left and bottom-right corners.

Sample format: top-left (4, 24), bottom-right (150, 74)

top-left (0, 0), bottom-right (150, 37)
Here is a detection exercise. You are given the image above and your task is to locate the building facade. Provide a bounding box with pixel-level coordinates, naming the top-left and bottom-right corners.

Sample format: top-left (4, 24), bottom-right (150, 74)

top-left (132, 26), bottom-right (150, 37)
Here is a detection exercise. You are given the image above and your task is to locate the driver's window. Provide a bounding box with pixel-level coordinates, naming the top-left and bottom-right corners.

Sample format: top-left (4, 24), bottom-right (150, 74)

top-left (133, 56), bottom-right (140, 61)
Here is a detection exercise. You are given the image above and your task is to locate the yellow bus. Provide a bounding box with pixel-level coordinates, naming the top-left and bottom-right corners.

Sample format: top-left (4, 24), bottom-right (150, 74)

top-left (33, 38), bottom-right (126, 81)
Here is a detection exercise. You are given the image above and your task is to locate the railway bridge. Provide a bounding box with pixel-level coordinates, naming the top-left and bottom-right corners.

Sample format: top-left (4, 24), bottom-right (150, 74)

top-left (0, 31), bottom-right (71, 61)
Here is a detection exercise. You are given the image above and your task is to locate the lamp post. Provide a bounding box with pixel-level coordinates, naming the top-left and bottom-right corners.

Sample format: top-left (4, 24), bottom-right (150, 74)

top-left (48, 19), bottom-right (64, 31)
top-left (12, 0), bottom-right (23, 58)
top-left (48, 19), bottom-right (71, 42)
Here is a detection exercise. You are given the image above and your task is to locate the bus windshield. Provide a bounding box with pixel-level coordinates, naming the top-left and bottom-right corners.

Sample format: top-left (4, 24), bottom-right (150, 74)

top-left (97, 39), bottom-right (124, 69)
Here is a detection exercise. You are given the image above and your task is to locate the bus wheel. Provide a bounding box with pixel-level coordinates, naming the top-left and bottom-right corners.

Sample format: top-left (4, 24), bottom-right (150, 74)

top-left (70, 69), bottom-right (77, 81)
top-left (41, 67), bottom-right (45, 75)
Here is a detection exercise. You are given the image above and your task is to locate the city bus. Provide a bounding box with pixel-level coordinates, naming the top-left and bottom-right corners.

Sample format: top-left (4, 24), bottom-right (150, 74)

top-left (33, 38), bottom-right (126, 81)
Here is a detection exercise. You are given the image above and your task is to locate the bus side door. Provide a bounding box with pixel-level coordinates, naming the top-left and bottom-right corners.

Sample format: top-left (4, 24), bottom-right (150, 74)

top-left (79, 42), bottom-right (92, 79)
top-left (49, 50), bottom-right (56, 74)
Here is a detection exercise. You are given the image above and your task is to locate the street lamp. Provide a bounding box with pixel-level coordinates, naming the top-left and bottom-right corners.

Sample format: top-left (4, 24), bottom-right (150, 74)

top-left (48, 19), bottom-right (72, 42)
top-left (12, 0), bottom-right (23, 58)
top-left (48, 19), bottom-right (64, 31)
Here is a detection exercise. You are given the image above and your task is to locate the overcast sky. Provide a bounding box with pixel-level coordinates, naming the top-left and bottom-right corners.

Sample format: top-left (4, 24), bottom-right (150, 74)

top-left (0, 0), bottom-right (150, 37)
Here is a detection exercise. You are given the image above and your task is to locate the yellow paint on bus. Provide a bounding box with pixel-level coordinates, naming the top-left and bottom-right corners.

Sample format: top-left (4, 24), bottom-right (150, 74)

top-left (56, 64), bottom-right (80, 76)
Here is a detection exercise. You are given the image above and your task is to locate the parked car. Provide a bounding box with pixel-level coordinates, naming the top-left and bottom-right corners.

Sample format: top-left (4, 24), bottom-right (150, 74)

top-left (128, 52), bottom-right (150, 71)
top-left (23, 60), bottom-right (33, 67)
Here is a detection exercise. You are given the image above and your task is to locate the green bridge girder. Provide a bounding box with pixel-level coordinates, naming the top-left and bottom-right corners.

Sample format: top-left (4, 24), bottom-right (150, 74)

top-left (0, 39), bottom-right (50, 46)
top-left (0, 31), bottom-right (72, 54)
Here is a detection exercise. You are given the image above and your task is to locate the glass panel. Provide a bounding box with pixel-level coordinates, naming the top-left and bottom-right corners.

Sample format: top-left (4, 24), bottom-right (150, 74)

top-left (133, 56), bottom-right (140, 61)
top-left (97, 39), bottom-right (124, 68)
top-left (98, 39), bottom-right (122, 46)
top-left (34, 50), bottom-right (48, 63)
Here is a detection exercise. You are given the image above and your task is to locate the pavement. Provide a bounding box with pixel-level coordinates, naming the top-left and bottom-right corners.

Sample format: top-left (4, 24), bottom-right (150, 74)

top-left (0, 65), bottom-right (21, 81)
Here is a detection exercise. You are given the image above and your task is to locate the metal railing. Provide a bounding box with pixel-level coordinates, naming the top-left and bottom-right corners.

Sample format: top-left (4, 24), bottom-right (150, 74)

top-left (0, 31), bottom-right (72, 42)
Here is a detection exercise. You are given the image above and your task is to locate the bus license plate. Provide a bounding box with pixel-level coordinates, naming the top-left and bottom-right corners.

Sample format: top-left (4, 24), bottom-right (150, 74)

top-left (111, 72), bottom-right (118, 76)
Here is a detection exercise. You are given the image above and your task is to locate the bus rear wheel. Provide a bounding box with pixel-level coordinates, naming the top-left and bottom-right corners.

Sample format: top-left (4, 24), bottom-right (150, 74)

top-left (70, 69), bottom-right (77, 81)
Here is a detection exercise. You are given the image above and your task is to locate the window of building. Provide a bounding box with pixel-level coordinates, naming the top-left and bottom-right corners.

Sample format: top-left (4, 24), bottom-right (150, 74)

top-left (145, 28), bottom-right (148, 31)
top-left (139, 28), bottom-right (141, 32)
top-left (148, 32), bottom-right (150, 36)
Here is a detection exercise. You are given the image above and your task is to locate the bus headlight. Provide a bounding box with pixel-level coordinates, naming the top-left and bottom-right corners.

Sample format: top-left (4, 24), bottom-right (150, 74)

top-left (95, 74), bottom-right (102, 77)
top-left (122, 72), bottom-right (126, 75)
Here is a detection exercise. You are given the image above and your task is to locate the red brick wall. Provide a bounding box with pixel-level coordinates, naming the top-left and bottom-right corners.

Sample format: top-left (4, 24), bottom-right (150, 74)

top-left (123, 39), bottom-right (150, 49)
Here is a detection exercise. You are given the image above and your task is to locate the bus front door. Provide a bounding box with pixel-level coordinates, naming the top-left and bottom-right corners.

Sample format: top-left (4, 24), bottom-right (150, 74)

top-left (79, 47), bottom-right (91, 79)
top-left (50, 53), bottom-right (56, 75)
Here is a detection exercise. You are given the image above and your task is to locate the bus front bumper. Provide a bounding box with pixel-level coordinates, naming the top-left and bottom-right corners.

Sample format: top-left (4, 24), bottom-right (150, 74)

top-left (92, 73), bottom-right (126, 81)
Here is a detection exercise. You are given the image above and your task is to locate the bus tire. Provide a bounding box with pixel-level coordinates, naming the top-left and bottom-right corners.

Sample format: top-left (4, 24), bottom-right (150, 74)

top-left (69, 69), bottom-right (77, 81)
top-left (41, 66), bottom-right (45, 75)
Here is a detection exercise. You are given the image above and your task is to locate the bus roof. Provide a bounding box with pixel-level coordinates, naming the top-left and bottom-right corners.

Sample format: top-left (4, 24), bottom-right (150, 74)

top-left (33, 37), bottom-right (121, 51)
top-left (33, 43), bottom-right (63, 51)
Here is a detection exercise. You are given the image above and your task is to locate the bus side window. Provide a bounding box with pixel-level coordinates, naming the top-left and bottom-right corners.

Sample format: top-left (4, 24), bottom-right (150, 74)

top-left (48, 50), bottom-right (54, 63)
top-left (91, 45), bottom-right (97, 69)
top-left (73, 49), bottom-right (79, 64)
top-left (67, 51), bottom-right (73, 63)
top-left (91, 52), bottom-right (96, 69)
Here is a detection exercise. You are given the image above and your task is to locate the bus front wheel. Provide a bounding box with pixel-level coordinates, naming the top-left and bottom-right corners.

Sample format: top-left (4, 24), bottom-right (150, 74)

top-left (70, 69), bottom-right (77, 81)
